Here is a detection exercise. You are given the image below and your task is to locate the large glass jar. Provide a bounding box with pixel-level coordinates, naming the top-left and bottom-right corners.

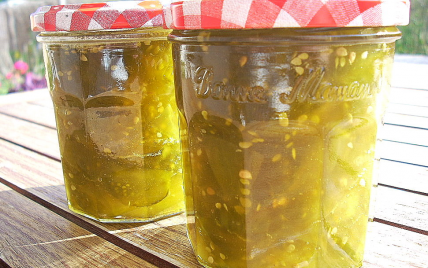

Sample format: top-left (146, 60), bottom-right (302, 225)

top-left (31, 1), bottom-right (184, 222)
top-left (167, 0), bottom-right (409, 267)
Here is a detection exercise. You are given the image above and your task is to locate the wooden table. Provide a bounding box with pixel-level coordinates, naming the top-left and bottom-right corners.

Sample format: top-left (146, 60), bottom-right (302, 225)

top-left (0, 57), bottom-right (427, 267)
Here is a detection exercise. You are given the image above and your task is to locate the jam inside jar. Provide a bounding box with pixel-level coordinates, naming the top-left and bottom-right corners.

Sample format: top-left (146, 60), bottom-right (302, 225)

top-left (170, 27), bottom-right (401, 267)
top-left (38, 28), bottom-right (184, 222)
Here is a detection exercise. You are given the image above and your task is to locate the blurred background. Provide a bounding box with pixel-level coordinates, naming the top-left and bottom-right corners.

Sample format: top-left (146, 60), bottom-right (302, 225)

top-left (0, 0), bottom-right (426, 95)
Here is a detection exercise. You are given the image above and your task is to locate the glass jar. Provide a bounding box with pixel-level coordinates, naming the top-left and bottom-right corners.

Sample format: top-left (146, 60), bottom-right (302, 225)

top-left (167, 1), bottom-right (409, 267)
top-left (31, 1), bottom-right (184, 222)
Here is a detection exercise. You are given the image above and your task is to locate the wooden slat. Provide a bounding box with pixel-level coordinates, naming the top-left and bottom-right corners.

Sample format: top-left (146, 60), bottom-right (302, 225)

top-left (379, 160), bottom-right (428, 194)
top-left (386, 103), bottom-right (428, 118)
top-left (375, 186), bottom-right (428, 232)
top-left (29, 97), bottom-right (54, 108)
top-left (0, 138), bottom-right (65, 196)
top-left (391, 61), bottom-right (428, 90)
top-left (0, 89), bottom-right (51, 106)
top-left (113, 216), bottom-right (201, 268)
top-left (0, 101), bottom-right (56, 129)
top-left (364, 222), bottom-right (428, 268)
top-left (382, 124), bottom-right (428, 147)
top-left (380, 140), bottom-right (428, 167)
top-left (388, 87), bottom-right (428, 107)
top-left (0, 113), bottom-right (60, 160)
top-left (384, 113), bottom-right (428, 130)
top-left (0, 184), bottom-right (155, 268)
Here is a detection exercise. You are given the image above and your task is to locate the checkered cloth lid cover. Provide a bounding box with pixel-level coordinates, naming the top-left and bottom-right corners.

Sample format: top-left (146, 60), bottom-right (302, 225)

top-left (31, 1), bottom-right (164, 32)
top-left (164, 0), bottom-right (410, 29)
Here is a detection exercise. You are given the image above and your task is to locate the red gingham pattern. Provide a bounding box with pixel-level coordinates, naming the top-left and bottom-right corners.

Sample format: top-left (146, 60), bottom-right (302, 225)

top-left (31, 1), bottom-right (164, 32)
top-left (164, 0), bottom-right (410, 29)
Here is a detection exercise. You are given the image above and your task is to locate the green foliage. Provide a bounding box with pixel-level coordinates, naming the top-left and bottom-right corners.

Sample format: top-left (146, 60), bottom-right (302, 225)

top-left (396, 0), bottom-right (428, 55)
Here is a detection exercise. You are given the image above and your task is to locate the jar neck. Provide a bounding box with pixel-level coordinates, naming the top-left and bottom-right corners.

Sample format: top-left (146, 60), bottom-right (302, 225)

top-left (37, 28), bottom-right (171, 44)
top-left (169, 27), bottom-right (401, 45)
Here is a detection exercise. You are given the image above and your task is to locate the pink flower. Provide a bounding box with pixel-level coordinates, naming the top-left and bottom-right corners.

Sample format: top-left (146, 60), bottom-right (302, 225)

top-left (14, 60), bottom-right (29, 74)
top-left (5, 72), bottom-right (13, 80)
top-left (24, 72), bottom-right (47, 91)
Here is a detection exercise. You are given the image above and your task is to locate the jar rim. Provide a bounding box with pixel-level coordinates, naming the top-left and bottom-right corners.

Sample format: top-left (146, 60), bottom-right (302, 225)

top-left (37, 27), bottom-right (170, 44)
top-left (168, 27), bottom-right (402, 46)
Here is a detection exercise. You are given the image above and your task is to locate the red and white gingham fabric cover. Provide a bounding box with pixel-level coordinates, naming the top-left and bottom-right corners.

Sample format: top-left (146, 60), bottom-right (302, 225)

top-left (31, 1), bottom-right (164, 32)
top-left (164, 0), bottom-right (410, 29)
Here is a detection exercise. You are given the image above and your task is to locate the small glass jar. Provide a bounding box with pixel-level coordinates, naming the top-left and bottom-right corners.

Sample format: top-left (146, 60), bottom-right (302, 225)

top-left (167, 0), bottom-right (409, 267)
top-left (31, 1), bottom-right (184, 222)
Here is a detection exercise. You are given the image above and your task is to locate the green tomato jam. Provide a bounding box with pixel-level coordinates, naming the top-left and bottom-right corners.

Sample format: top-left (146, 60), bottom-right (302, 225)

top-left (170, 27), bottom-right (400, 267)
top-left (40, 29), bottom-right (184, 222)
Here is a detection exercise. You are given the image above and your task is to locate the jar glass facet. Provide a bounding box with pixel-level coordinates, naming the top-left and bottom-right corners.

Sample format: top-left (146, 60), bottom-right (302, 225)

top-left (39, 28), bottom-right (184, 222)
top-left (170, 27), bottom-right (401, 267)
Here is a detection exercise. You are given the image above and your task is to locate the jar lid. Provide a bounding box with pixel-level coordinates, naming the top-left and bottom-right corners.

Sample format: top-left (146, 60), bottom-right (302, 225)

top-left (164, 0), bottom-right (410, 29)
top-left (31, 1), bottom-right (164, 32)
